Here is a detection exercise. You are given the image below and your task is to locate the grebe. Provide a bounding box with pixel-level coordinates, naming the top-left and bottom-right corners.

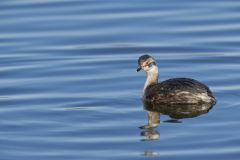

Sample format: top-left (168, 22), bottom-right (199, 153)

top-left (137, 55), bottom-right (216, 104)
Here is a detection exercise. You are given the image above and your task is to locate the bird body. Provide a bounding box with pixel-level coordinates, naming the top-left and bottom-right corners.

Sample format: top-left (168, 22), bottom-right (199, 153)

top-left (137, 55), bottom-right (216, 104)
top-left (144, 78), bottom-right (215, 104)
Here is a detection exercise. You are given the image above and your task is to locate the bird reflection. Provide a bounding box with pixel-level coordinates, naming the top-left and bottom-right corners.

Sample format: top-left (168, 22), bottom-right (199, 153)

top-left (140, 111), bottom-right (160, 129)
top-left (139, 110), bottom-right (160, 141)
top-left (140, 127), bottom-right (160, 141)
top-left (140, 100), bottom-right (215, 142)
top-left (143, 151), bottom-right (160, 156)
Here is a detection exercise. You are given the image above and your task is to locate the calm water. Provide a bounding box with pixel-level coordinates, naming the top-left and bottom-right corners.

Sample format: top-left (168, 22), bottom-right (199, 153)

top-left (1, 0), bottom-right (240, 159)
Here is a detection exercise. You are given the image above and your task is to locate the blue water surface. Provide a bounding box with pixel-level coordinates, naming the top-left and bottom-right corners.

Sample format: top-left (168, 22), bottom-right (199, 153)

top-left (1, 0), bottom-right (240, 160)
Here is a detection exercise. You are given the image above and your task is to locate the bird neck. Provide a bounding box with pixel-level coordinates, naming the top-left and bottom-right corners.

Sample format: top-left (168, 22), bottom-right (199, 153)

top-left (143, 66), bottom-right (159, 94)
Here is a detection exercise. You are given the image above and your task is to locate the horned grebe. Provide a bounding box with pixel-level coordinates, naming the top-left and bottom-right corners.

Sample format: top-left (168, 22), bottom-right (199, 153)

top-left (137, 55), bottom-right (216, 104)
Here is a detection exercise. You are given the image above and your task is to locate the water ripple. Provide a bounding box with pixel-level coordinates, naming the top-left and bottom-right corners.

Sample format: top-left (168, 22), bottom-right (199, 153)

top-left (1, 0), bottom-right (240, 160)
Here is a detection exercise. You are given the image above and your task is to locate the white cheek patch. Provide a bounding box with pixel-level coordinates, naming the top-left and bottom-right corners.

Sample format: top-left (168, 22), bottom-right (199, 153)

top-left (142, 65), bottom-right (149, 70)
top-left (141, 60), bottom-right (156, 72)
top-left (144, 65), bottom-right (154, 72)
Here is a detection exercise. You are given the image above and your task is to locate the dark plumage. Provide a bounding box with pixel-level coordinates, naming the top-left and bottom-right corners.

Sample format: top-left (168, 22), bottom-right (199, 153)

top-left (145, 78), bottom-right (216, 104)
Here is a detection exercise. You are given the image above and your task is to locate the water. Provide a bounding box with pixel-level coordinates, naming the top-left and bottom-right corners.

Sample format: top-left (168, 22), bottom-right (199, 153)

top-left (1, 0), bottom-right (240, 159)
